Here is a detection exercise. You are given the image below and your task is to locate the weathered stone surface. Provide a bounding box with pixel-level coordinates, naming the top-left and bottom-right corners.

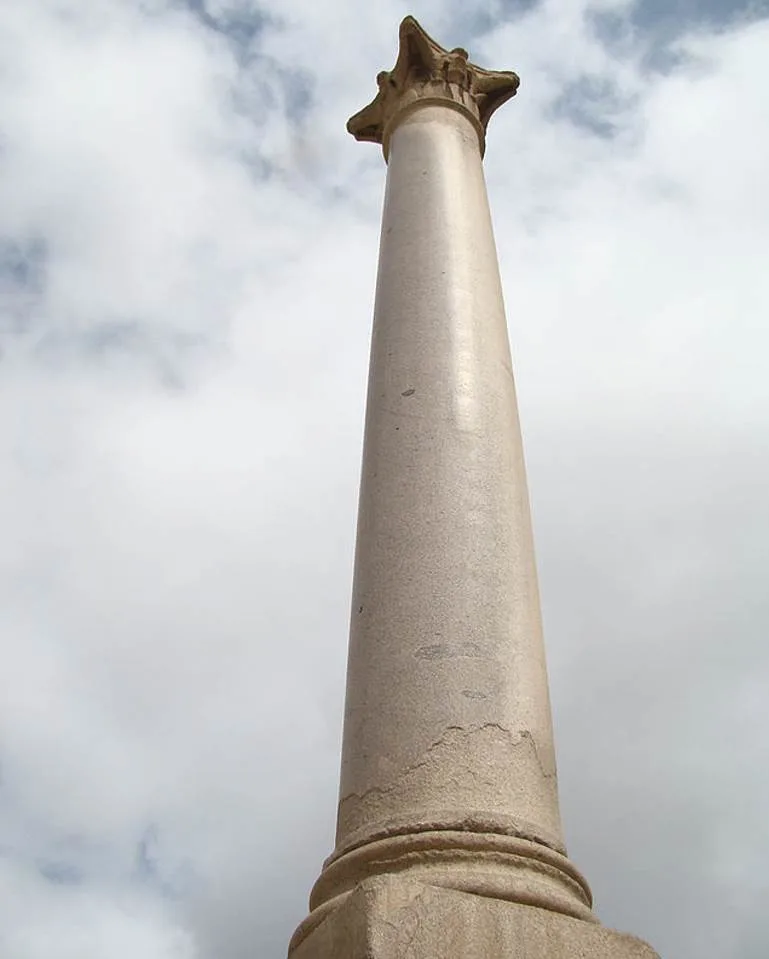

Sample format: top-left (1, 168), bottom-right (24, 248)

top-left (347, 16), bottom-right (519, 157)
top-left (307, 829), bottom-right (594, 937)
top-left (291, 877), bottom-right (660, 959)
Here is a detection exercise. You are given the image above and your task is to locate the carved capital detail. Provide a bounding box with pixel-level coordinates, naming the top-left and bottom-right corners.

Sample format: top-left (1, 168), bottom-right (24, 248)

top-left (347, 17), bottom-right (519, 157)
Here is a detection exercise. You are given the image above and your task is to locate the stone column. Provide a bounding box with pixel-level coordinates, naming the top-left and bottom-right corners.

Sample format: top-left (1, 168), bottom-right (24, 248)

top-left (289, 18), bottom-right (659, 959)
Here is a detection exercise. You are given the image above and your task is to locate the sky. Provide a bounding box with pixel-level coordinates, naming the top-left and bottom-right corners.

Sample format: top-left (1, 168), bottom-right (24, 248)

top-left (0, 0), bottom-right (768, 957)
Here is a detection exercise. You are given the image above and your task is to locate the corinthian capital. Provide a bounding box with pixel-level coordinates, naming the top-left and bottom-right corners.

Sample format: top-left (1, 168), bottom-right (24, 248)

top-left (347, 16), bottom-right (519, 157)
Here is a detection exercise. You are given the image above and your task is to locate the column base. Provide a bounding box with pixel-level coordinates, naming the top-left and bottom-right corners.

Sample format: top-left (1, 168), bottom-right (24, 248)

top-left (306, 828), bottom-right (593, 930)
top-left (289, 875), bottom-right (659, 959)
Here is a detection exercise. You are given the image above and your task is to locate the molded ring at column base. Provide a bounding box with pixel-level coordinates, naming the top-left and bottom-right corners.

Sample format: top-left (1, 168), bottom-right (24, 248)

top-left (330, 810), bottom-right (567, 865)
top-left (302, 830), bottom-right (594, 944)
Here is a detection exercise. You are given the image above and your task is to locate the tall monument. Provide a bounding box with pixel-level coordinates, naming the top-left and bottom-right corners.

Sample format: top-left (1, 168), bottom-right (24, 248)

top-left (289, 17), bottom-right (659, 958)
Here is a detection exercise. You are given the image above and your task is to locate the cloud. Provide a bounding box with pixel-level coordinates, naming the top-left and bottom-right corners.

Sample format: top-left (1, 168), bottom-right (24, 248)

top-left (0, 1), bottom-right (767, 957)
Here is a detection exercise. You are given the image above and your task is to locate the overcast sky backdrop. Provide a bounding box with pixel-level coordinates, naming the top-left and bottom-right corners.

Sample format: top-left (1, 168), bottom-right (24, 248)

top-left (1, 1), bottom-right (768, 957)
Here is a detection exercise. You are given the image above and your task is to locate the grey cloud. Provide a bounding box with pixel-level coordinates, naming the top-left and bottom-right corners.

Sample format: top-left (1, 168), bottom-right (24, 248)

top-left (0, 1), bottom-right (767, 958)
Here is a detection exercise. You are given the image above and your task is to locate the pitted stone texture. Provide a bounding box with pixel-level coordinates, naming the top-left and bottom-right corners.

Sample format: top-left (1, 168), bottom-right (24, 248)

top-left (290, 877), bottom-right (660, 959)
top-left (337, 724), bottom-right (562, 855)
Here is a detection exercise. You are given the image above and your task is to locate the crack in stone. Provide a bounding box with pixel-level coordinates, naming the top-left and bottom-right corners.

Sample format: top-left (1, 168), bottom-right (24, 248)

top-left (376, 888), bottom-right (429, 957)
top-left (519, 729), bottom-right (557, 781)
top-left (339, 722), bottom-right (553, 810)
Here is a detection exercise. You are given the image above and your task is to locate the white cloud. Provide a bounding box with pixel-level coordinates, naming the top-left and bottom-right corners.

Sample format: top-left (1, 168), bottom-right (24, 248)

top-left (0, 1), bottom-right (767, 957)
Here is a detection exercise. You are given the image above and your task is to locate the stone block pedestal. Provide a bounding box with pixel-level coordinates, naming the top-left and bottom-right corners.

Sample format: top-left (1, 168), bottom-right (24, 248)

top-left (290, 877), bottom-right (660, 959)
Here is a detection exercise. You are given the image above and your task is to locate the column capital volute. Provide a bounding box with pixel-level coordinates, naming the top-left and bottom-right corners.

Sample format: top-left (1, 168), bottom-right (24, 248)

top-left (347, 16), bottom-right (519, 159)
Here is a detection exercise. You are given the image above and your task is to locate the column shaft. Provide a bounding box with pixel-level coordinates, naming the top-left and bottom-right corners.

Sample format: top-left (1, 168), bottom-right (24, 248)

top-left (337, 103), bottom-right (562, 859)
